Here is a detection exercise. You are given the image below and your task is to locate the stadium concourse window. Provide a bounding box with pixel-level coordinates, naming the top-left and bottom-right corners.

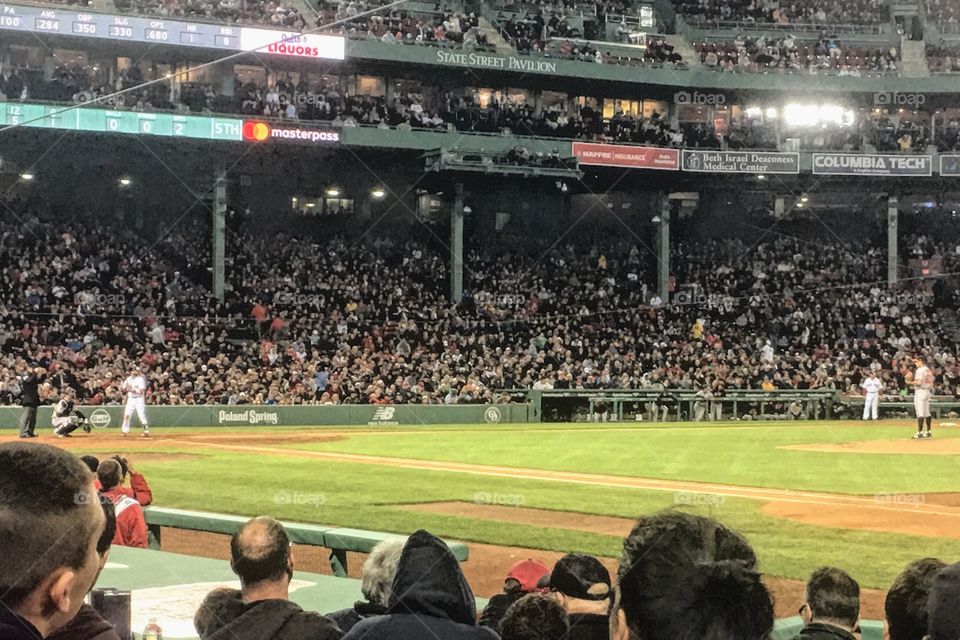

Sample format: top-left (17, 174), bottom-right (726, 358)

top-left (291, 195), bottom-right (354, 215)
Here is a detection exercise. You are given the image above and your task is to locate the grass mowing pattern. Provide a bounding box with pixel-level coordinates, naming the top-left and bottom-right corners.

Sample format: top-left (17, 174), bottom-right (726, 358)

top-left (71, 421), bottom-right (960, 589)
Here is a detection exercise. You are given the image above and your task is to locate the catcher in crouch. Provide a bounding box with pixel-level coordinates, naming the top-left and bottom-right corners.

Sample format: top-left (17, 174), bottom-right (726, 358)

top-left (52, 388), bottom-right (91, 438)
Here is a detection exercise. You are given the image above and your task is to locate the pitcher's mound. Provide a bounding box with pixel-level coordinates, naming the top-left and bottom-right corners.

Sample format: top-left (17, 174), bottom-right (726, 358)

top-left (782, 437), bottom-right (960, 455)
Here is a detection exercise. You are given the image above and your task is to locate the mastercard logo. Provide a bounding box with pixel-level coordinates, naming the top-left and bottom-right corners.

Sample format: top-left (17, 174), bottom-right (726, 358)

top-left (242, 121), bottom-right (271, 141)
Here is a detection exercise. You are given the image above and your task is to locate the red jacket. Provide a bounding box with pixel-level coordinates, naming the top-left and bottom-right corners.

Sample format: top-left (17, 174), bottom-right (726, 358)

top-left (100, 488), bottom-right (148, 548)
top-left (92, 473), bottom-right (152, 506)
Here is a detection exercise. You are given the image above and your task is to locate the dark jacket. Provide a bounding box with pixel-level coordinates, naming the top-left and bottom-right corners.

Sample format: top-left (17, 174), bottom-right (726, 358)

top-left (343, 530), bottom-right (498, 640)
top-left (567, 612), bottom-right (610, 640)
top-left (0, 607), bottom-right (43, 640)
top-left (791, 622), bottom-right (858, 640)
top-left (48, 604), bottom-right (122, 640)
top-left (478, 591), bottom-right (525, 633)
top-left (19, 373), bottom-right (43, 407)
top-left (195, 588), bottom-right (342, 640)
top-left (326, 601), bottom-right (386, 635)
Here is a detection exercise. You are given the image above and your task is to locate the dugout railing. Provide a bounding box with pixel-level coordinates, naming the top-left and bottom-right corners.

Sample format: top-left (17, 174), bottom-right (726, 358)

top-left (142, 506), bottom-right (469, 577)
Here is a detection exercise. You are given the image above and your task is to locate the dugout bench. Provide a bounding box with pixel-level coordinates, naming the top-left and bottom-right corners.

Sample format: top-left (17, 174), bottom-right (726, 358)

top-left (578, 389), bottom-right (837, 422)
top-left (143, 507), bottom-right (469, 577)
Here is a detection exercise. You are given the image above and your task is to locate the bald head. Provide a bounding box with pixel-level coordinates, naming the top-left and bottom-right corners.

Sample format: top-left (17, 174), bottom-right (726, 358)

top-left (230, 517), bottom-right (292, 587)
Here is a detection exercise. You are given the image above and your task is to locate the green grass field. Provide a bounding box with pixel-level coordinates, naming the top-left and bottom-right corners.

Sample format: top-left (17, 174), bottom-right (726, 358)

top-left (69, 420), bottom-right (960, 590)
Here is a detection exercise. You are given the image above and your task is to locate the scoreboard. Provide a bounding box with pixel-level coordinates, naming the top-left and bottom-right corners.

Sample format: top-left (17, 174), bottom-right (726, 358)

top-left (0, 3), bottom-right (345, 59)
top-left (1, 101), bottom-right (243, 141)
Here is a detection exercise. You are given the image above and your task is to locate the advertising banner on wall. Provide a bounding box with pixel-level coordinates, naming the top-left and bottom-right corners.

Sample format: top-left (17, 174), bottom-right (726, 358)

top-left (812, 153), bottom-right (932, 176)
top-left (571, 142), bottom-right (679, 170)
top-left (681, 150), bottom-right (800, 174)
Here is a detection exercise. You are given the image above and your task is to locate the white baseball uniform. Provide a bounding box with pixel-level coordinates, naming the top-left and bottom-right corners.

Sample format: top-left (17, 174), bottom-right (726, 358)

top-left (860, 377), bottom-right (882, 420)
top-left (122, 374), bottom-right (149, 433)
top-left (913, 365), bottom-right (933, 419)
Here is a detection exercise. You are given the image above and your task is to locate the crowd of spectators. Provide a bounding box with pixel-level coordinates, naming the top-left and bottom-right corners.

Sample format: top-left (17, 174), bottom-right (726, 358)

top-left (4, 444), bottom-right (960, 640)
top-left (927, 0), bottom-right (960, 32)
top-left (0, 194), bottom-right (958, 409)
top-left (6, 59), bottom-right (946, 155)
top-left (675, 0), bottom-right (888, 26)
top-left (113, 0), bottom-right (307, 27)
top-left (926, 45), bottom-right (960, 73)
top-left (696, 34), bottom-right (899, 75)
top-left (313, 0), bottom-right (487, 47)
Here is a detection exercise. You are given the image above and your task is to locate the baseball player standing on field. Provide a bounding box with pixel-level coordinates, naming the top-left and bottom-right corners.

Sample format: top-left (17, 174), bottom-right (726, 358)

top-left (910, 355), bottom-right (934, 439)
top-left (120, 366), bottom-right (150, 437)
top-left (860, 370), bottom-right (883, 421)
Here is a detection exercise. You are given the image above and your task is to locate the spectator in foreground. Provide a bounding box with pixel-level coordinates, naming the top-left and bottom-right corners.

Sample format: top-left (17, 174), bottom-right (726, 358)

top-left (80, 455), bottom-right (100, 473)
top-left (48, 497), bottom-right (121, 640)
top-left (343, 529), bottom-right (498, 640)
top-left (926, 562), bottom-right (960, 640)
top-left (793, 567), bottom-right (860, 640)
top-left (548, 554), bottom-right (611, 640)
top-left (109, 455), bottom-right (154, 506)
top-left (327, 538), bottom-right (406, 633)
top-left (97, 459), bottom-right (148, 548)
top-left (500, 593), bottom-right (569, 640)
top-left (479, 558), bottom-right (551, 632)
top-left (884, 558), bottom-right (947, 640)
top-left (610, 511), bottom-right (774, 640)
top-left (194, 516), bottom-right (342, 640)
top-left (0, 442), bottom-right (106, 640)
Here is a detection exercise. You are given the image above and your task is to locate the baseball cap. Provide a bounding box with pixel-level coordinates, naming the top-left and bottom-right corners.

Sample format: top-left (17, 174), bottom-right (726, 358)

top-left (505, 559), bottom-right (551, 593)
top-left (927, 562), bottom-right (960, 640)
top-left (549, 553), bottom-right (611, 600)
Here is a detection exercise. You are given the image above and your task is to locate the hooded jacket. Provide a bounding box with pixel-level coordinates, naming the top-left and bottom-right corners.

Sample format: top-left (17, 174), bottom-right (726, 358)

top-left (195, 588), bottom-right (342, 640)
top-left (790, 622), bottom-right (857, 640)
top-left (47, 604), bottom-right (122, 640)
top-left (0, 608), bottom-right (43, 640)
top-left (343, 530), bottom-right (497, 640)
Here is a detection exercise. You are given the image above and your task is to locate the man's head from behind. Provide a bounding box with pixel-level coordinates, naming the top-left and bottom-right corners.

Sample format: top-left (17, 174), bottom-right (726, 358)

top-left (927, 562), bottom-right (960, 640)
top-left (611, 511), bottom-right (774, 640)
top-left (230, 517), bottom-right (293, 591)
top-left (501, 593), bottom-right (569, 640)
top-left (360, 538), bottom-right (406, 609)
top-left (0, 443), bottom-right (105, 636)
top-left (802, 567), bottom-right (860, 631)
top-left (885, 558), bottom-right (946, 640)
top-left (97, 460), bottom-right (123, 492)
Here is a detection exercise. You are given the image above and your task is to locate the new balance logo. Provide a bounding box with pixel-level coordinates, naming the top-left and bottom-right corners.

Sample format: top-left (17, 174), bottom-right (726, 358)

top-left (369, 407), bottom-right (398, 425)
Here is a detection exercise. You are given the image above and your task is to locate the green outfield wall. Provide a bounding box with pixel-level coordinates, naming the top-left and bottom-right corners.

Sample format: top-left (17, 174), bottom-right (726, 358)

top-left (0, 403), bottom-right (531, 429)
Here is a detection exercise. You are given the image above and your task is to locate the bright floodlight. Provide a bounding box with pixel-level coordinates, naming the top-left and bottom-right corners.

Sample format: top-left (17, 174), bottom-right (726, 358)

top-left (784, 104), bottom-right (819, 127)
top-left (119, 177), bottom-right (132, 187)
top-left (20, 172), bottom-right (34, 181)
top-left (371, 188), bottom-right (386, 199)
top-left (325, 188), bottom-right (341, 197)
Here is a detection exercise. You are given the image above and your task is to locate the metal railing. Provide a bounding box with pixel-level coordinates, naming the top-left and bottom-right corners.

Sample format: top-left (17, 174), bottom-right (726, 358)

top-left (683, 18), bottom-right (885, 34)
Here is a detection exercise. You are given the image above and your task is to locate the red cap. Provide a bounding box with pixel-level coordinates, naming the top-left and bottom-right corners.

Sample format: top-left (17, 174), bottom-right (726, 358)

top-left (506, 559), bottom-right (551, 593)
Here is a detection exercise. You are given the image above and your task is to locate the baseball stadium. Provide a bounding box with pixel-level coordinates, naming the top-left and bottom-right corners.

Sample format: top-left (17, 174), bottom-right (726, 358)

top-left (2, 0), bottom-right (960, 638)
